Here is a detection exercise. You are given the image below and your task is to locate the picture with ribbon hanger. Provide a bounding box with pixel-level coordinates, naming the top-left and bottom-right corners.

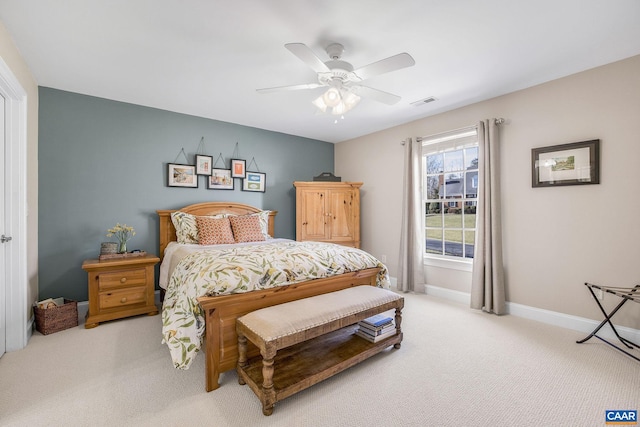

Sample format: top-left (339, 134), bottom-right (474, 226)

top-left (167, 148), bottom-right (197, 188)
top-left (195, 137), bottom-right (213, 175)
top-left (208, 152), bottom-right (234, 190)
top-left (242, 157), bottom-right (266, 193)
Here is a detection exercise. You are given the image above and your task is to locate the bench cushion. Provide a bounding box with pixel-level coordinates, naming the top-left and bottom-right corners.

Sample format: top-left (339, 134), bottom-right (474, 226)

top-left (237, 286), bottom-right (401, 342)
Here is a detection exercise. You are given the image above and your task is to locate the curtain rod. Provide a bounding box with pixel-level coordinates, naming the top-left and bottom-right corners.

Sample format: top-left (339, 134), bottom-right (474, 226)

top-left (413, 118), bottom-right (505, 144)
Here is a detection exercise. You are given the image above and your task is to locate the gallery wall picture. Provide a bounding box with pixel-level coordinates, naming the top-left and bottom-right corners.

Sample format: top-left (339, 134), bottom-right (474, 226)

top-left (242, 171), bottom-right (266, 192)
top-left (196, 155), bottom-right (213, 175)
top-left (231, 159), bottom-right (246, 178)
top-left (167, 163), bottom-right (198, 188)
top-left (208, 168), bottom-right (234, 190)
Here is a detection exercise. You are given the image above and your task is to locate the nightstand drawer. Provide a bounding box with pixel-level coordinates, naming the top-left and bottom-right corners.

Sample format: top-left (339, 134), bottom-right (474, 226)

top-left (99, 286), bottom-right (147, 309)
top-left (98, 269), bottom-right (147, 290)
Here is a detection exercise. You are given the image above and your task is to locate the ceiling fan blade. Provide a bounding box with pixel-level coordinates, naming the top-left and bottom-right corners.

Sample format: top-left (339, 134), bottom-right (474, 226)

top-left (351, 85), bottom-right (402, 105)
top-left (285, 43), bottom-right (331, 73)
top-left (256, 83), bottom-right (324, 94)
top-left (352, 53), bottom-right (415, 81)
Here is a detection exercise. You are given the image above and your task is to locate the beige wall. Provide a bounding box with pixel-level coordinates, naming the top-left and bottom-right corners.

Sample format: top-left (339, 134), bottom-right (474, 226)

top-left (0, 21), bottom-right (39, 320)
top-left (336, 55), bottom-right (640, 327)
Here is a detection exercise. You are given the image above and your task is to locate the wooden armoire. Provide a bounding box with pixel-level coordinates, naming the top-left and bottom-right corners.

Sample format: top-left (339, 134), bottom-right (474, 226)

top-left (294, 181), bottom-right (362, 248)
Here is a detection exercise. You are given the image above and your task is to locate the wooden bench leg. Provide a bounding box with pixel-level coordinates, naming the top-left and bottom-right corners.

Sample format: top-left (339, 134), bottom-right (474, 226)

top-left (237, 334), bottom-right (247, 386)
top-left (261, 348), bottom-right (276, 416)
top-left (394, 306), bottom-right (403, 349)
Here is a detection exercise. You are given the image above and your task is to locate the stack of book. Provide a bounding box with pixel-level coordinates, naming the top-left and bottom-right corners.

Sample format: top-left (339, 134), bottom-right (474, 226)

top-left (355, 313), bottom-right (396, 343)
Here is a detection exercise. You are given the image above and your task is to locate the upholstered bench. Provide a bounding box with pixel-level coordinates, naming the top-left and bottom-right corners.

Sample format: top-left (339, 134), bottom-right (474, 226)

top-left (236, 285), bottom-right (404, 415)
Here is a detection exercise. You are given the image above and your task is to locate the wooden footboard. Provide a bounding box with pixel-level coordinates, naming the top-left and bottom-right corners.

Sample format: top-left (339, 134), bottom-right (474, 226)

top-left (197, 267), bottom-right (381, 392)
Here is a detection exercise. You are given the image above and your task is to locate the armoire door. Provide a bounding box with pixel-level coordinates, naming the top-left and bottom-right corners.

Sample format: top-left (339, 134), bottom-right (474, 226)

top-left (297, 189), bottom-right (329, 241)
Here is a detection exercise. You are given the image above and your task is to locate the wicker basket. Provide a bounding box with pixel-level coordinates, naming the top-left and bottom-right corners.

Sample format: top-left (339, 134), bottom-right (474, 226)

top-left (34, 299), bottom-right (78, 335)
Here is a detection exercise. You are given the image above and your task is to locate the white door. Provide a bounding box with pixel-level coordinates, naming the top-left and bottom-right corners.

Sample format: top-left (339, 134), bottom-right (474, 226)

top-left (0, 94), bottom-right (6, 358)
top-left (0, 56), bottom-right (27, 355)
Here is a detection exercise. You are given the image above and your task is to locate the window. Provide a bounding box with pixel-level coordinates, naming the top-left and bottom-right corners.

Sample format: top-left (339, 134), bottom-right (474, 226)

top-left (422, 128), bottom-right (478, 259)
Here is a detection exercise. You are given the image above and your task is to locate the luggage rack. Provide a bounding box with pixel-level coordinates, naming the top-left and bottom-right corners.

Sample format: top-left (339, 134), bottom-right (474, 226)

top-left (576, 282), bottom-right (640, 361)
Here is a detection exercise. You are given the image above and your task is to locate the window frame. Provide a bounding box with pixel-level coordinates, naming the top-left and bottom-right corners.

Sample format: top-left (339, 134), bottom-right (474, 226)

top-left (420, 127), bottom-right (479, 266)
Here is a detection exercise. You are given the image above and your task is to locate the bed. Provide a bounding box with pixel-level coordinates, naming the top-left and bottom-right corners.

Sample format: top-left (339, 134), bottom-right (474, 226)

top-left (157, 202), bottom-right (389, 392)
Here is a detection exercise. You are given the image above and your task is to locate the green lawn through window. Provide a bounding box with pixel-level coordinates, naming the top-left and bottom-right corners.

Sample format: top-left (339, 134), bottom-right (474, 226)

top-left (426, 213), bottom-right (476, 245)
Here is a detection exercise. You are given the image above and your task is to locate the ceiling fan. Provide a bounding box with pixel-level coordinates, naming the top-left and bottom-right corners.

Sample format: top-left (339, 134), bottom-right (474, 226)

top-left (257, 42), bottom-right (415, 115)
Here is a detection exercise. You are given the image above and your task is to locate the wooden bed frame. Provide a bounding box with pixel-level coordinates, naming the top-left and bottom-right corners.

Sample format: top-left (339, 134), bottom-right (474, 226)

top-left (157, 202), bottom-right (381, 392)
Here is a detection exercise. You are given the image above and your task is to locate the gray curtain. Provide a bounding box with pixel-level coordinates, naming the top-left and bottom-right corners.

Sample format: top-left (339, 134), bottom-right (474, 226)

top-left (471, 119), bottom-right (506, 314)
top-left (397, 137), bottom-right (424, 293)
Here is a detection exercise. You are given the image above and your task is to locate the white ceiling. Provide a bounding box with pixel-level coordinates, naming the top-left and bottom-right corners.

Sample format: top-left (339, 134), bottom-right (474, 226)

top-left (1, 0), bottom-right (640, 143)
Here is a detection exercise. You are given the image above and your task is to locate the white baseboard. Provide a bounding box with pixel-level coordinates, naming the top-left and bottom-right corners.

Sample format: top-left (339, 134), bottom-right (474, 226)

top-left (389, 279), bottom-right (640, 344)
top-left (388, 276), bottom-right (425, 294)
top-left (26, 317), bottom-right (34, 342)
top-left (425, 285), bottom-right (471, 305)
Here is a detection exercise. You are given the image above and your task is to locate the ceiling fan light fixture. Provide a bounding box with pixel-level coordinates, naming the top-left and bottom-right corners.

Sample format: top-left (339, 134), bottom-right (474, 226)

top-left (313, 88), bottom-right (361, 116)
top-left (332, 103), bottom-right (346, 115)
top-left (323, 87), bottom-right (341, 107)
top-left (311, 96), bottom-right (328, 113)
top-left (342, 90), bottom-right (360, 108)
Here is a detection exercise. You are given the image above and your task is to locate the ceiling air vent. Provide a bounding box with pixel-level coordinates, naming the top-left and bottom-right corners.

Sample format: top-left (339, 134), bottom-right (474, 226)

top-left (410, 96), bottom-right (438, 106)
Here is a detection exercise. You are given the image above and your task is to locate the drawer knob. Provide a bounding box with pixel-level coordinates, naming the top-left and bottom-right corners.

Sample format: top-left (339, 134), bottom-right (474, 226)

top-left (120, 277), bottom-right (127, 283)
top-left (120, 297), bottom-right (127, 304)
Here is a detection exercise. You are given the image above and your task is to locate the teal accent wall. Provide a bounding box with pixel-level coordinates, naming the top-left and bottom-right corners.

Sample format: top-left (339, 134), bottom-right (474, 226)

top-left (38, 87), bottom-right (334, 301)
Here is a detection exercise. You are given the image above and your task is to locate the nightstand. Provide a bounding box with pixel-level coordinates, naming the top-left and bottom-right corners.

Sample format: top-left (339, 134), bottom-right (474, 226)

top-left (82, 253), bottom-right (160, 328)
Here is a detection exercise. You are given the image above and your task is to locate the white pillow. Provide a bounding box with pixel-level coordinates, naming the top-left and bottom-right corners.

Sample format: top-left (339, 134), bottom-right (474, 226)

top-left (255, 210), bottom-right (272, 238)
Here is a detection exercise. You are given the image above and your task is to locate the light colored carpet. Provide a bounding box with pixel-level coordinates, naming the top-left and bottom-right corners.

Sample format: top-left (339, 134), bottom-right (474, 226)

top-left (0, 292), bottom-right (638, 427)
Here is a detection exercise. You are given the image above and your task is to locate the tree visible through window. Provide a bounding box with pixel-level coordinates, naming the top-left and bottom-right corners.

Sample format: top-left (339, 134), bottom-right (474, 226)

top-left (422, 129), bottom-right (478, 259)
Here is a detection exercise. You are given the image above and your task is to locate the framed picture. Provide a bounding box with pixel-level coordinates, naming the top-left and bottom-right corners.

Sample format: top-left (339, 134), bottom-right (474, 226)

top-left (242, 171), bottom-right (266, 192)
top-left (532, 139), bottom-right (600, 188)
top-left (208, 168), bottom-right (234, 190)
top-left (167, 163), bottom-right (198, 188)
top-left (231, 159), bottom-right (246, 178)
top-left (195, 155), bottom-right (213, 175)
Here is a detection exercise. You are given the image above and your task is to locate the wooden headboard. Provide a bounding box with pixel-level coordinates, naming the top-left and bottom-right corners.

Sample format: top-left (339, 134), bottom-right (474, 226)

top-left (156, 202), bottom-right (278, 260)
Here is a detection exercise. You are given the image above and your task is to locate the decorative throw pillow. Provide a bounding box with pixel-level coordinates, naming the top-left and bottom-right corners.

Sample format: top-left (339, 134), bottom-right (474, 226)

top-left (196, 216), bottom-right (235, 245)
top-left (255, 210), bottom-right (272, 239)
top-left (170, 211), bottom-right (199, 244)
top-left (229, 214), bottom-right (266, 243)
top-left (226, 210), bottom-right (271, 239)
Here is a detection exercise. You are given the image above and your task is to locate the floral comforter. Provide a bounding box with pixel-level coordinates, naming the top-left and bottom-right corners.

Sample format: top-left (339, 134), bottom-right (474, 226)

top-left (161, 240), bottom-right (389, 369)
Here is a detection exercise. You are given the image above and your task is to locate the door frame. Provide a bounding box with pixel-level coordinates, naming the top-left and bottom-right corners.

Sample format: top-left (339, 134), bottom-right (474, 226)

top-left (0, 56), bottom-right (29, 352)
